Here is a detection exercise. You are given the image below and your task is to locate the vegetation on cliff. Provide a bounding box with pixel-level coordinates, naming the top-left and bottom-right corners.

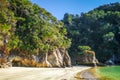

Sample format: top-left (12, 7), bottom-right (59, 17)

top-left (62, 2), bottom-right (120, 63)
top-left (0, 0), bottom-right (71, 67)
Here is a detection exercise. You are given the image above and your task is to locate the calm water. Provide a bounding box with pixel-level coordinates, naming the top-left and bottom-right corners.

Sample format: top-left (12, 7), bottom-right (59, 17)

top-left (97, 66), bottom-right (120, 80)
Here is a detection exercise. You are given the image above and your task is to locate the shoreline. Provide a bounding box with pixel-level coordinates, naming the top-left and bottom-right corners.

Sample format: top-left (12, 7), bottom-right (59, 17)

top-left (0, 66), bottom-right (91, 80)
top-left (78, 65), bottom-right (120, 80)
top-left (75, 67), bottom-right (100, 80)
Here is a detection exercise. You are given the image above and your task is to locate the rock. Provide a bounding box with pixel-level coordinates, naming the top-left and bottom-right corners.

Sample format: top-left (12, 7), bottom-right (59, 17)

top-left (37, 48), bottom-right (71, 67)
top-left (47, 49), bottom-right (63, 67)
top-left (71, 50), bottom-right (98, 66)
top-left (0, 58), bottom-right (12, 68)
top-left (105, 54), bottom-right (120, 65)
top-left (60, 49), bottom-right (71, 67)
top-left (47, 48), bottom-right (71, 67)
top-left (83, 50), bottom-right (99, 65)
top-left (8, 48), bottom-right (72, 68)
top-left (105, 60), bottom-right (114, 65)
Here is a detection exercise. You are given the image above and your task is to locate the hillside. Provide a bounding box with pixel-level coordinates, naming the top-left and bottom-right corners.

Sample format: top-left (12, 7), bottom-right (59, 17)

top-left (63, 2), bottom-right (120, 64)
top-left (0, 0), bottom-right (71, 67)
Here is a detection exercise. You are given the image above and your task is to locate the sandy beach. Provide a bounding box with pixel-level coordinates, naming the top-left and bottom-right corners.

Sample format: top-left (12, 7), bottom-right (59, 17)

top-left (79, 68), bottom-right (99, 80)
top-left (0, 66), bottom-right (91, 80)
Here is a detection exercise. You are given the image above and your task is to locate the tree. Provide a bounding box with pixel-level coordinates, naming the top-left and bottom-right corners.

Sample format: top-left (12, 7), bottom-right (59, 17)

top-left (0, 0), bottom-right (17, 57)
top-left (0, 0), bottom-right (71, 67)
top-left (63, 2), bottom-right (120, 62)
top-left (7, 0), bottom-right (71, 61)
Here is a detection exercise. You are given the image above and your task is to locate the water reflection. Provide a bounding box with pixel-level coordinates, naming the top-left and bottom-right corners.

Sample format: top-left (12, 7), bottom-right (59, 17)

top-left (78, 66), bottom-right (120, 80)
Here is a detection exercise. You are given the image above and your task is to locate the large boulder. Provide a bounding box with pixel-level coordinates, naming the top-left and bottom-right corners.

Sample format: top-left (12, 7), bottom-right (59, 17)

top-left (71, 50), bottom-right (98, 66)
top-left (83, 50), bottom-right (99, 64)
top-left (45, 48), bottom-right (71, 67)
top-left (47, 49), bottom-right (63, 67)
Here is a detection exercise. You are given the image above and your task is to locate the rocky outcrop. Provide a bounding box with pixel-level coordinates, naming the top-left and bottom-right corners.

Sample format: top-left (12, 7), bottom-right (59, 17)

top-left (47, 49), bottom-right (63, 67)
top-left (83, 50), bottom-right (99, 65)
top-left (71, 50), bottom-right (98, 66)
top-left (41, 48), bottom-right (71, 67)
top-left (105, 54), bottom-right (120, 65)
top-left (7, 48), bottom-right (71, 68)
top-left (0, 57), bottom-right (12, 68)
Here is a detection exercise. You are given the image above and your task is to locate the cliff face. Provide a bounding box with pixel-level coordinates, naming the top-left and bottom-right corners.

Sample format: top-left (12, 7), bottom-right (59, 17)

top-left (5, 48), bottom-right (71, 68)
top-left (47, 49), bottom-right (71, 67)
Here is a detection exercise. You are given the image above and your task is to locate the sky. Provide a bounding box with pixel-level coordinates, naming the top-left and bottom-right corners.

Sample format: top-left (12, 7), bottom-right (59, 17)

top-left (30, 0), bottom-right (120, 20)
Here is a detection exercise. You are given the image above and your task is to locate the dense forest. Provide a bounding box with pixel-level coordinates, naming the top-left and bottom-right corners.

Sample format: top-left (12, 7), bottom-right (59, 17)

top-left (0, 0), bottom-right (120, 67)
top-left (0, 0), bottom-right (71, 67)
top-left (0, 0), bottom-right (71, 54)
top-left (62, 2), bottom-right (120, 63)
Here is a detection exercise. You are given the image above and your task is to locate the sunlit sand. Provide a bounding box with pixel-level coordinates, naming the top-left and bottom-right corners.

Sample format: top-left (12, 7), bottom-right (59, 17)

top-left (0, 66), bottom-right (91, 80)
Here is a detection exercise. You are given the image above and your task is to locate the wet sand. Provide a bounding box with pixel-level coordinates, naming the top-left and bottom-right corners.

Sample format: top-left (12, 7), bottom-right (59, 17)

top-left (0, 66), bottom-right (91, 80)
top-left (78, 68), bottom-right (100, 80)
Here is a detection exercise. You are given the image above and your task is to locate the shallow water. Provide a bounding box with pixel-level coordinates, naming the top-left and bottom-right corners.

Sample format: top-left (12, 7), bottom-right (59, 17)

top-left (97, 66), bottom-right (120, 80)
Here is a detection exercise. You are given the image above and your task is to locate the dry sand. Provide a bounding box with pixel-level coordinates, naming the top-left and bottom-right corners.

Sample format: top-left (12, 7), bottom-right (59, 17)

top-left (0, 66), bottom-right (91, 80)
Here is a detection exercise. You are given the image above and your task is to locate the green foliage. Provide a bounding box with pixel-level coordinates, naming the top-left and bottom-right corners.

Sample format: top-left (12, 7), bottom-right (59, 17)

top-left (63, 2), bottom-right (120, 61)
top-left (63, 13), bottom-right (73, 24)
top-left (0, 0), bottom-right (71, 56)
top-left (7, 36), bottom-right (20, 49)
top-left (0, 0), bottom-right (17, 55)
top-left (78, 46), bottom-right (91, 51)
top-left (103, 32), bottom-right (114, 42)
